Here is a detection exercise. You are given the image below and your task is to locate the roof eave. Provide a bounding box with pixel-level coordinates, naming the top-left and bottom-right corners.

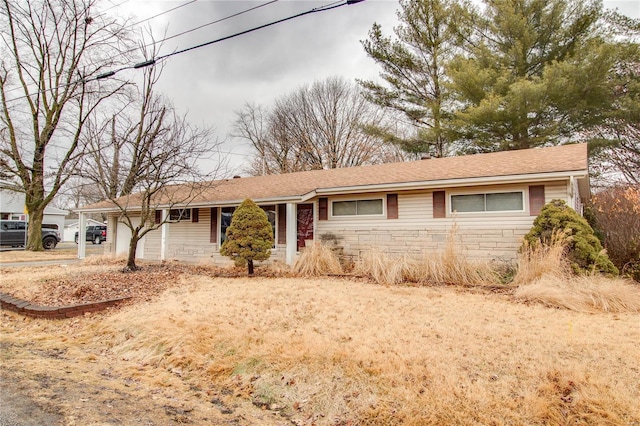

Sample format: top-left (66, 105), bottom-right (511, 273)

top-left (305, 170), bottom-right (588, 199)
top-left (75, 195), bottom-right (306, 214)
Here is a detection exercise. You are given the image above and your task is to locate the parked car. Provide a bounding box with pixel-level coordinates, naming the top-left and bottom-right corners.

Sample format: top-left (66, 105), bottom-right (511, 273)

top-left (75, 225), bottom-right (107, 244)
top-left (0, 220), bottom-right (61, 250)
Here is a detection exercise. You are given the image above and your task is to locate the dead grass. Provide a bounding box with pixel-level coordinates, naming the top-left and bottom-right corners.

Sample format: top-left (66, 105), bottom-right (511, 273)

top-left (512, 230), bottom-right (640, 313)
top-left (514, 275), bottom-right (640, 313)
top-left (2, 262), bottom-right (639, 425)
top-left (512, 230), bottom-right (569, 286)
top-left (80, 253), bottom-right (127, 265)
top-left (0, 248), bottom-right (77, 263)
top-left (0, 243), bottom-right (105, 263)
top-left (293, 242), bottom-right (343, 276)
top-left (89, 277), bottom-right (640, 425)
top-left (353, 248), bottom-right (405, 285)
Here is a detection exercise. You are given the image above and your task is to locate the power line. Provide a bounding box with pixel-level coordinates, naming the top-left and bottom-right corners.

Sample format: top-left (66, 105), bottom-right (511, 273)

top-left (4, 0), bottom-right (365, 103)
top-left (3, 0), bottom-right (288, 103)
top-left (125, 0), bottom-right (198, 30)
top-left (157, 0), bottom-right (352, 62)
top-left (1, 0), bottom-right (195, 99)
top-left (109, 0), bottom-right (279, 66)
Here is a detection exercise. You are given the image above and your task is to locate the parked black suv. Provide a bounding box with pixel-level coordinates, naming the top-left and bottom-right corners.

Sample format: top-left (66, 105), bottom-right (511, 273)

top-left (0, 220), bottom-right (61, 250)
top-left (75, 225), bottom-right (107, 244)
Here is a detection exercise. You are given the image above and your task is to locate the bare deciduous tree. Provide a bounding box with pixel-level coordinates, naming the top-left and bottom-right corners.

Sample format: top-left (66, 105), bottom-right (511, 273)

top-left (0, 0), bottom-right (131, 250)
top-left (80, 50), bottom-right (223, 270)
top-left (234, 76), bottom-right (406, 176)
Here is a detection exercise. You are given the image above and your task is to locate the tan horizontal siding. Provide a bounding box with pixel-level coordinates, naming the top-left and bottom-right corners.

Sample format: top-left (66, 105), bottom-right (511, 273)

top-left (143, 227), bottom-right (162, 261)
top-left (165, 208), bottom-right (215, 260)
top-left (314, 181), bottom-right (570, 262)
top-left (545, 181), bottom-right (569, 203)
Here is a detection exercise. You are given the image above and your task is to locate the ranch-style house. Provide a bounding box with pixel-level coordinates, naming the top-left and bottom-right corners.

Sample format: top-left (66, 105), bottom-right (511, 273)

top-left (75, 143), bottom-right (589, 265)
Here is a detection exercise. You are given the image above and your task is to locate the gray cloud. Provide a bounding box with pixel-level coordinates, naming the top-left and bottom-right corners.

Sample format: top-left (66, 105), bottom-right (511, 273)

top-left (119, 0), bottom-right (636, 175)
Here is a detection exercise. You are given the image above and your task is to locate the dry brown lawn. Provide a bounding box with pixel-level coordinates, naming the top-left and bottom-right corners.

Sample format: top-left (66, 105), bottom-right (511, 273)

top-left (0, 247), bottom-right (78, 262)
top-left (0, 242), bottom-right (105, 263)
top-left (1, 258), bottom-right (639, 425)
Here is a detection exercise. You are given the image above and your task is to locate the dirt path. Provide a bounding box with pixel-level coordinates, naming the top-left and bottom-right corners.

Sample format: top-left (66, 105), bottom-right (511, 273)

top-left (0, 375), bottom-right (63, 426)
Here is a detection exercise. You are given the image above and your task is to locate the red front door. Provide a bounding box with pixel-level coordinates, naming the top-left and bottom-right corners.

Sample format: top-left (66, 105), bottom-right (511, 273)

top-left (297, 204), bottom-right (314, 251)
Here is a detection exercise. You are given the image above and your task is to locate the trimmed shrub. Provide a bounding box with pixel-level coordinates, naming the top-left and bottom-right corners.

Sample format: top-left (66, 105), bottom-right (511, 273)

top-left (523, 199), bottom-right (618, 275)
top-left (220, 198), bottom-right (274, 275)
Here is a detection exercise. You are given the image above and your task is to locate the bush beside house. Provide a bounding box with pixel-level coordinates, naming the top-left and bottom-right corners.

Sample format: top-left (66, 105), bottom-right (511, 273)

top-left (523, 199), bottom-right (618, 276)
top-left (220, 198), bottom-right (274, 275)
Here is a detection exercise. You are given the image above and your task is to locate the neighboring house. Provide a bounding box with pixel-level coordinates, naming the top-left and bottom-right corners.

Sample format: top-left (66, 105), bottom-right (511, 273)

top-left (63, 218), bottom-right (105, 243)
top-left (75, 144), bottom-right (589, 265)
top-left (0, 185), bottom-right (68, 236)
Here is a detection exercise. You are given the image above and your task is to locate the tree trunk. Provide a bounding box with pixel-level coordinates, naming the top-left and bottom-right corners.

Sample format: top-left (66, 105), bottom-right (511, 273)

top-left (127, 235), bottom-right (140, 271)
top-left (25, 207), bottom-right (44, 251)
top-left (247, 259), bottom-right (254, 276)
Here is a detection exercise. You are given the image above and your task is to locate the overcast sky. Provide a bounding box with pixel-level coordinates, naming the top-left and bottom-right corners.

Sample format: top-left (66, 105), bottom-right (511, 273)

top-left (116, 0), bottom-right (640, 176)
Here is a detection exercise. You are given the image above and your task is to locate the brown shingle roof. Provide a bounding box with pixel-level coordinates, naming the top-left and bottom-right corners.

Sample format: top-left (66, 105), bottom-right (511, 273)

top-left (79, 144), bottom-right (587, 211)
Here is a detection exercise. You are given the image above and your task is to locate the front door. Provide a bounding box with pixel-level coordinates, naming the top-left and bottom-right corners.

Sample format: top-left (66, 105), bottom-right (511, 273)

top-left (297, 204), bottom-right (314, 251)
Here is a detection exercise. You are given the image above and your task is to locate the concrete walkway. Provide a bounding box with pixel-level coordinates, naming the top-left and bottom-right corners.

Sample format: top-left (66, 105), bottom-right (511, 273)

top-left (0, 259), bottom-right (81, 268)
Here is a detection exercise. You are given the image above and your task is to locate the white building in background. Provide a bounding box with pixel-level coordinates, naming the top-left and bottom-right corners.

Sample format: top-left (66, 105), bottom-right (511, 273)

top-left (0, 186), bottom-right (68, 239)
top-left (63, 218), bottom-right (104, 242)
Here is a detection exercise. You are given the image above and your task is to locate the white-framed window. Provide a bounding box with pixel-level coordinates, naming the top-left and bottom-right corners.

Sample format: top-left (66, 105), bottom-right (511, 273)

top-left (331, 198), bottom-right (384, 217)
top-left (169, 208), bottom-right (191, 221)
top-left (450, 191), bottom-right (524, 213)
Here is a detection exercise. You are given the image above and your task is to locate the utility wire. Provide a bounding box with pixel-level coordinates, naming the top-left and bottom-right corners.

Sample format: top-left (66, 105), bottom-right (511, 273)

top-left (4, 0), bottom-right (364, 103)
top-left (1, 0), bottom-right (195, 99)
top-left (3, 0), bottom-right (281, 103)
top-left (125, 0), bottom-right (197, 30)
top-left (109, 0), bottom-right (279, 66)
top-left (157, 0), bottom-right (350, 62)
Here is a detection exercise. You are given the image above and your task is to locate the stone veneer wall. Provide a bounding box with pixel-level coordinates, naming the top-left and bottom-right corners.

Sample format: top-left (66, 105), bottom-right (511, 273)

top-left (335, 227), bottom-right (528, 262)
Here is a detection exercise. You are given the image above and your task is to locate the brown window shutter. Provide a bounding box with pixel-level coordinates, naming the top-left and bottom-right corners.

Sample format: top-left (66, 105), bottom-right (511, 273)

top-left (210, 207), bottom-right (218, 243)
top-left (191, 208), bottom-right (199, 223)
top-left (387, 194), bottom-right (398, 219)
top-left (319, 197), bottom-right (328, 220)
top-left (155, 210), bottom-right (162, 224)
top-left (433, 191), bottom-right (446, 218)
top-left (277, 204), bottom-right (287, 244)
top-left (529, 185), bottom-right (545, 216)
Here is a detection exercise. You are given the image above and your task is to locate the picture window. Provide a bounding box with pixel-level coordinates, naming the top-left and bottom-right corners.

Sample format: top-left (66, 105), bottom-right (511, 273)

top-left (450, 192), bottom-right (523, 213)
top-left (332, 199), bottom-right (383, 216)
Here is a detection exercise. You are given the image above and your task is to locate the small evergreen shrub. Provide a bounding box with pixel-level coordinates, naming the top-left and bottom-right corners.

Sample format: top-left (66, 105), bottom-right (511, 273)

top-left (220, 198), bottom-right (274, 275)
top-left (523, 199), bottom-right (618, 275)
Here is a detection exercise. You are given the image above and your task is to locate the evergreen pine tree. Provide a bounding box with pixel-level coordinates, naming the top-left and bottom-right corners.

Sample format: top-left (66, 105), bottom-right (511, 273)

top-left (220, 199), bottom-right (274, 275)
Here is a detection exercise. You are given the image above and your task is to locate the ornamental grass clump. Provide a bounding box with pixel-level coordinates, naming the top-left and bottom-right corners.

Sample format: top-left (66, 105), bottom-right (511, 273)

top-left (353, 248), bottom-right (405, 285)
top-left (514, 223), bottom-right (640, 313)
top-left (293, 242), bottom-right (343, 276)
top-left (354, 227), bottom-right (499, 287)
top-left (512, 229), bottom-right (570, 286)
top-left (514, 275), bottom-right (640, 313)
